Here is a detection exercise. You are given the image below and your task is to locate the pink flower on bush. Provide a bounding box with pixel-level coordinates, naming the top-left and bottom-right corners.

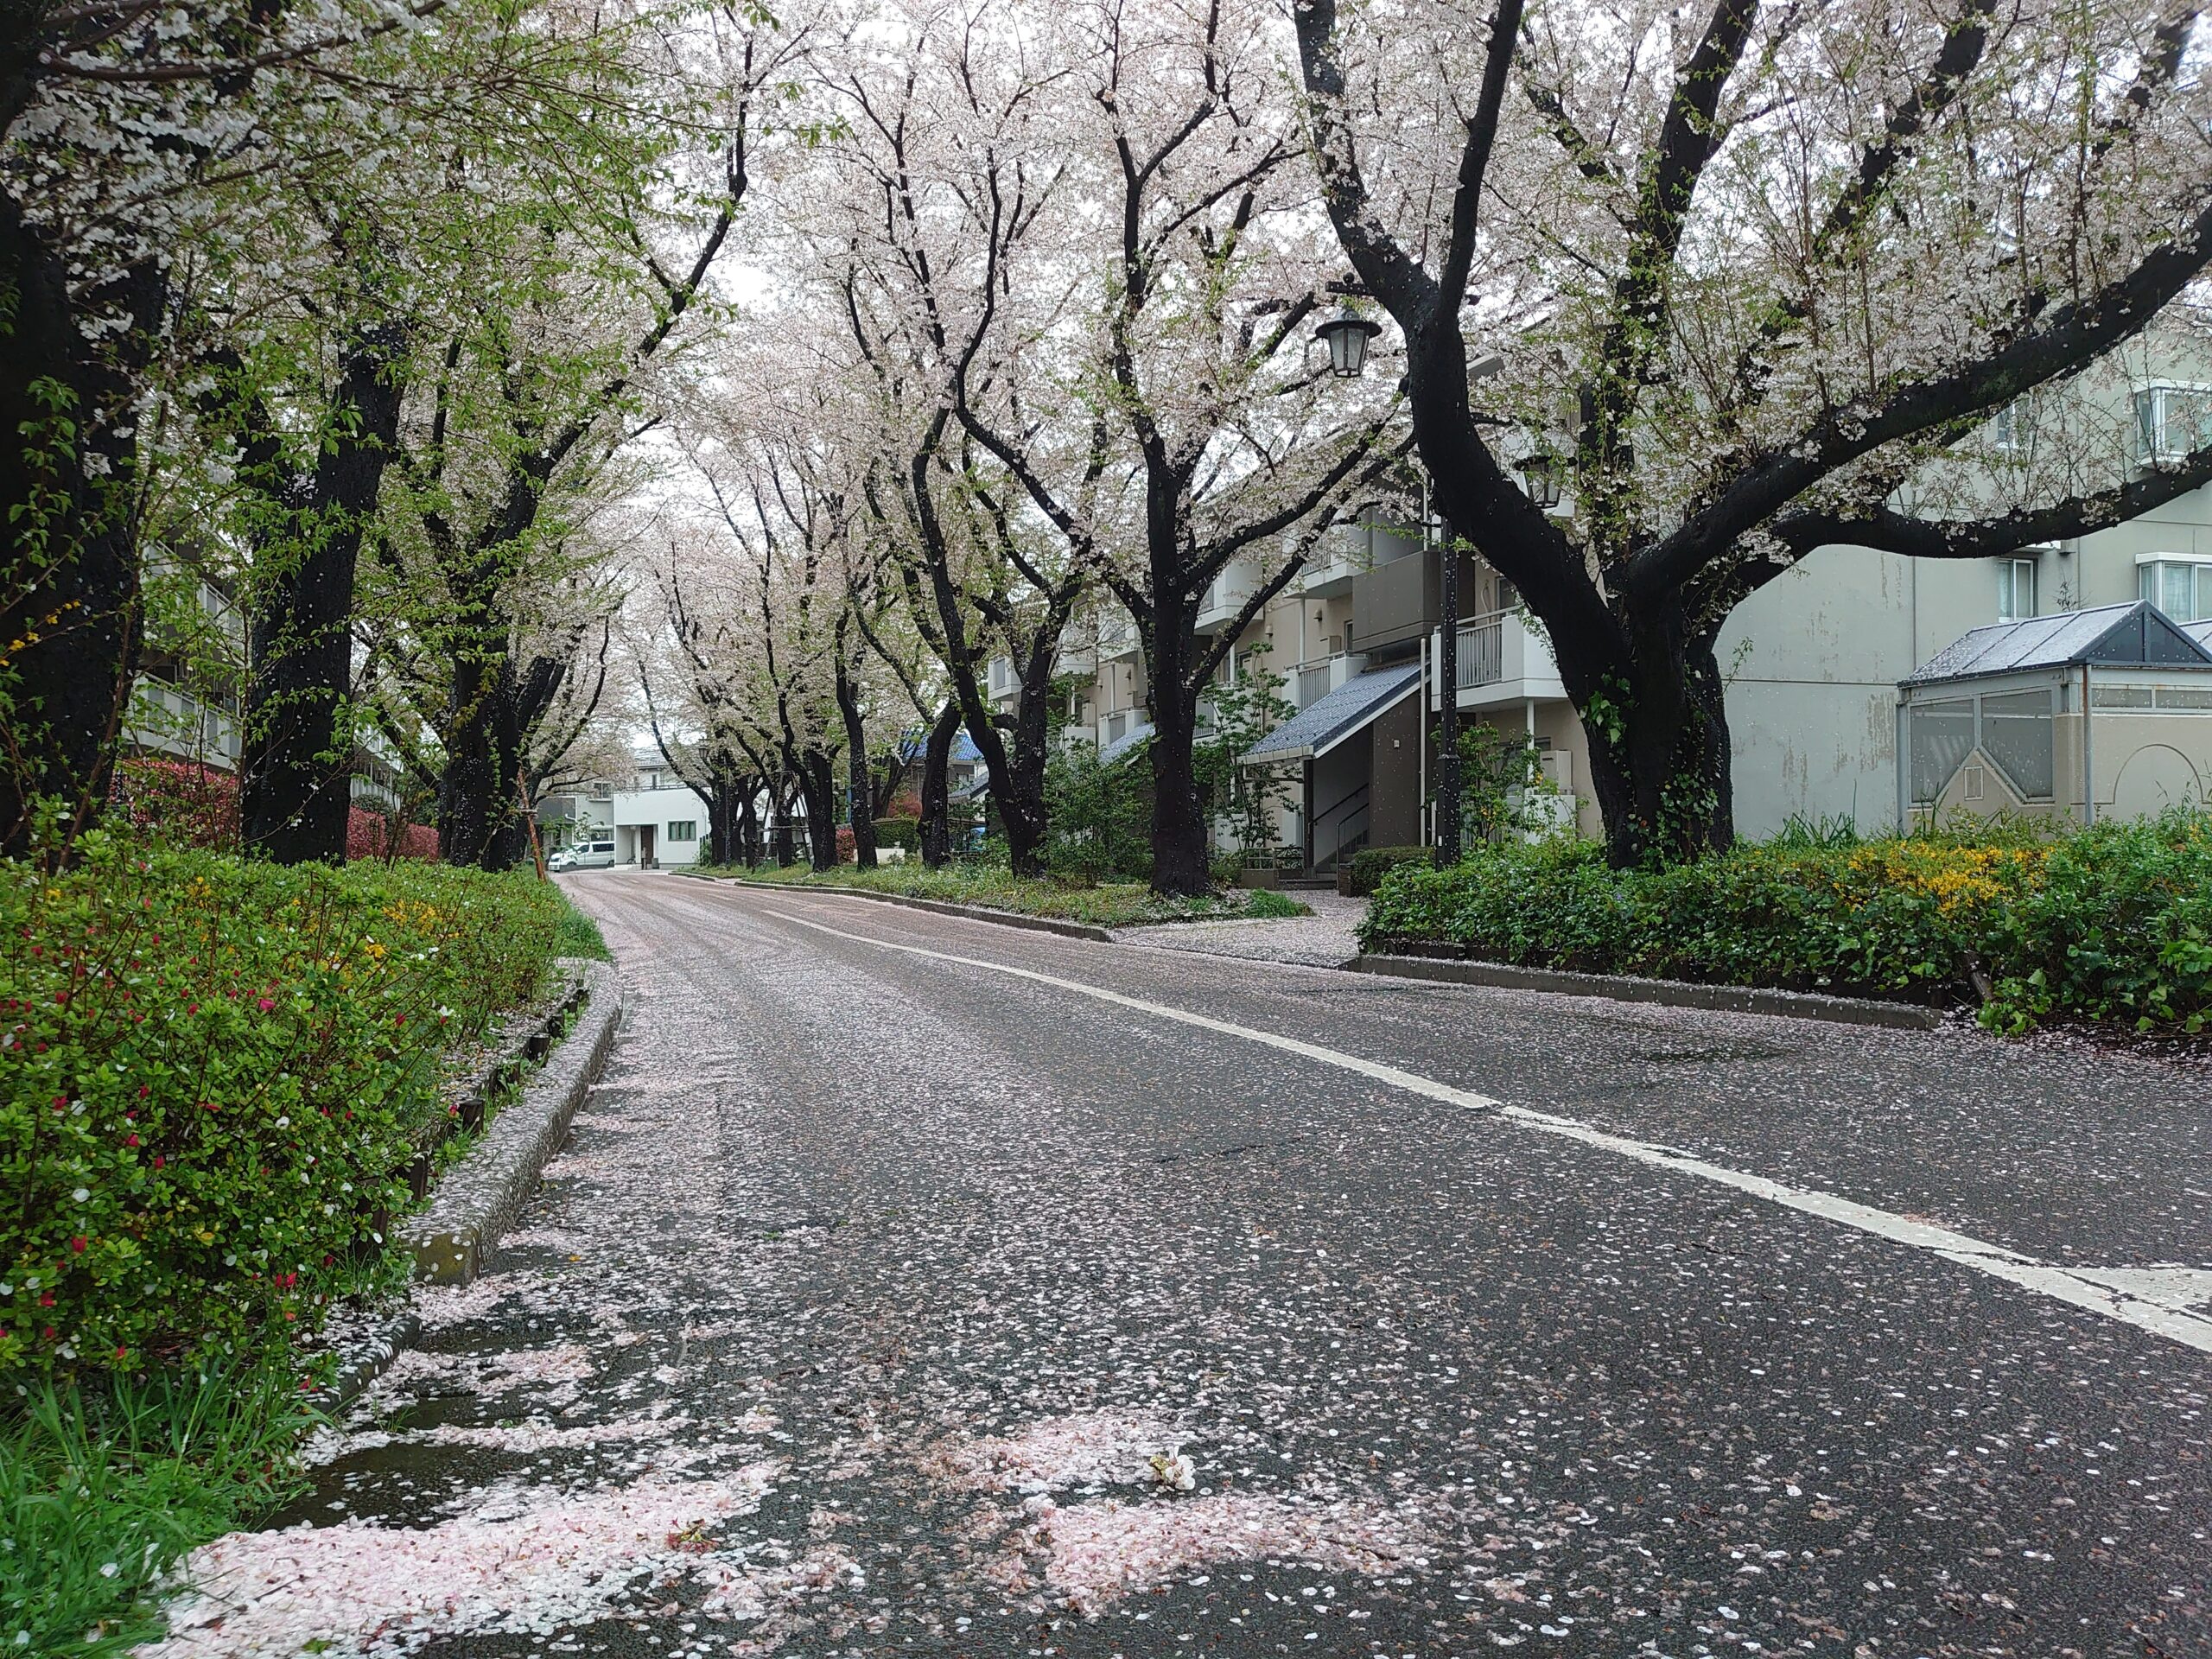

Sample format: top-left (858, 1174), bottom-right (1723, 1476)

top-left (257, 997), bottom-right (275, 1012)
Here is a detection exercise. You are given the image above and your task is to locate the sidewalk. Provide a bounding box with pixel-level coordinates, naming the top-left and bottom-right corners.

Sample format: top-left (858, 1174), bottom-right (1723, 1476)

top-left (1110, 890), bottom-right (1366, 966)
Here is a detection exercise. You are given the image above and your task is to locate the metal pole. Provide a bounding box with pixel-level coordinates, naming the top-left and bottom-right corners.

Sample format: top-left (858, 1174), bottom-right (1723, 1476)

top-left (1435, 504), bottom-right (1462, 865)
top-left (2082, 664), bottom-right (2095, 826)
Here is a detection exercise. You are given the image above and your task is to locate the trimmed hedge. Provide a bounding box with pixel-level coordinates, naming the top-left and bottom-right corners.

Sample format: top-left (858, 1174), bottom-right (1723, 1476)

top-left (873, 816), bottom-right (921, 852)
top-left (1341, 844), bottom-right (1429, 898)
top-left (110, 757), bottom-right (438, 861)
top-left (1359, 814), bottom-right (2212, 1032)
top-left (0, 836), bottom-right (564, 1378)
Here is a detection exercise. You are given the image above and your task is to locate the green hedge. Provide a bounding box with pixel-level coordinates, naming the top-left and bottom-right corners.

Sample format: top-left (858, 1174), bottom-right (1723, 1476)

top-left (873, 816), bottom-right (921, 852)
top-left (0, 836), bottom-right (564, 1378)
top-left (1341, 844), bottom-right (1429, 897)
top-left (1360, 814), bottom-right (2212, 1031)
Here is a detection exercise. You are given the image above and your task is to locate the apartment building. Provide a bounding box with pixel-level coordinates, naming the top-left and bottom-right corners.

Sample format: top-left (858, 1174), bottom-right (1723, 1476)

top-left (990, 365), bottom-right (2212, 867)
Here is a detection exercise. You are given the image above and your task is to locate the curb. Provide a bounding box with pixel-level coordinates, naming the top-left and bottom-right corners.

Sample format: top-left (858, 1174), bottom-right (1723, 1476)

top-left (690, 874), bottom-right (1116, 943)
top-left (1349, 954), bottom-right (1946, 1031)
top-left (397, 957), bottom-right (624, 1285)
top-left (309, 1307), bottom-right (421, 1415)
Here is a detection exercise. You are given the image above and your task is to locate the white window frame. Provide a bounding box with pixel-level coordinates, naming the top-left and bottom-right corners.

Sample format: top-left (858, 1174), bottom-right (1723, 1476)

top-left (2133, 381), bottom-right (2212, 465)
top-left (1995, 556), bottom-right (2037, 622)
top-left (2137, 552), bottom-right (2212, 623)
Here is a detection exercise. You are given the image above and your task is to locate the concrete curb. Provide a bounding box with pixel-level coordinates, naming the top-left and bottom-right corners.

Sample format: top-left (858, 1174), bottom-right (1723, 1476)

top-left (397, 957), bottom-right (624, 1285)
top-left (687, 873), bottom-right (1116, 943)
top-left (309, 1307), bottom-right (420, 1415)
top-left (1350, 953), bottom-right (1947, 1031)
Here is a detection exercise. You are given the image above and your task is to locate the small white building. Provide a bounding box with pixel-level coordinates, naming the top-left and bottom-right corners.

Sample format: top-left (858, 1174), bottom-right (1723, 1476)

top-left (544, 749), bottom-right (709, 867)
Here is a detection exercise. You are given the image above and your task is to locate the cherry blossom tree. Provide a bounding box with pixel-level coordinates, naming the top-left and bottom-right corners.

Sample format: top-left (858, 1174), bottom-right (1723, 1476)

top-left (1, 0), bottom-right (462, 855)
top-left (1296, 0), bottom-right (2212, 862)
top-left (901, 0), bottom-right (1403, 893)
top-left (185, 2), bottom-right (683, 864)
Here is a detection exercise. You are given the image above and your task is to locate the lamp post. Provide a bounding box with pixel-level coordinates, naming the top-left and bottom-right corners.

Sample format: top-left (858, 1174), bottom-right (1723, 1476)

top-left (1313, 303), bottom-right (1382, 378)
top-left (1517, 451), bottom-right (1564, 512)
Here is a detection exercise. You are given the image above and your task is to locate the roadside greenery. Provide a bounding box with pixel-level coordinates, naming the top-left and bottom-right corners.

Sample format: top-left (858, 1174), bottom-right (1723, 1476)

top-left (1, 836), bottom-right (564, 1379)
top-left (697, 863), bottom-right (1310, 927)
top-left (1360, 813), bottom-right (2212, 1032)
top-left (553, 893), bottom-right (613, 962)
top-left (2, 836), bottom-right (569, 1648)
top-left (1341, 845), bottom-right (1430, 899)
top-left (2, 1357), bottom-right (316, 1654)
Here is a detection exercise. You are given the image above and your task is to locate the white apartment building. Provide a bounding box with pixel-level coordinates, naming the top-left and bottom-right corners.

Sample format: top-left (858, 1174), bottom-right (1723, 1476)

top-left (540, 748), bottom-right (709, 867)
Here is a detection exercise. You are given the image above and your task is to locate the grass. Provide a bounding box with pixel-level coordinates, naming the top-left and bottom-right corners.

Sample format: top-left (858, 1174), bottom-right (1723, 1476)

top-left (690, 861), bottom-right (1313, 926)
top-left (2, 1359), bottom-right (318, 1654)
top-left (551, 890), bottom-right (612, 960)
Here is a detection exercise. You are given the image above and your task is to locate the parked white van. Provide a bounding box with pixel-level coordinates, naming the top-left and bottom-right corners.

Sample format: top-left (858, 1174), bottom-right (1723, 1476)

top-left (553, 839), bottom-right (616, 871)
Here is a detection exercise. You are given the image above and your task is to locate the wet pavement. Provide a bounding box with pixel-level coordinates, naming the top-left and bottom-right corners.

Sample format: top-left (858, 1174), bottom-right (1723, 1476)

top-left (150, 871), bottom-right (2211, 1658)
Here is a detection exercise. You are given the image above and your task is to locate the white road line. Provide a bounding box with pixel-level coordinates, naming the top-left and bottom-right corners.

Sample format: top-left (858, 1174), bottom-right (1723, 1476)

top-left (761, 902), bottom-right (2212, 1357)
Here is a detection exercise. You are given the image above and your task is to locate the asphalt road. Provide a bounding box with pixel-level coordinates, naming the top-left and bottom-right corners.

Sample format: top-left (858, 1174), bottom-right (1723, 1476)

top-left (171, 871), bottom-right (2212, 1659)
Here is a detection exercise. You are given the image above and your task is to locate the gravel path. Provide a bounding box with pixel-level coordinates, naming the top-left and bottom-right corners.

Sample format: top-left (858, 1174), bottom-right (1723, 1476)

top-left (150, 872), bottom-right (2212, 1659)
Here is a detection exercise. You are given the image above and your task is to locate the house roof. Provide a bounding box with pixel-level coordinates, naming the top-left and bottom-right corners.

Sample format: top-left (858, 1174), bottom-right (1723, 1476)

top-left (899, 728), bottom-right (985, 766)
top-left (2184, 618), bottom-right (2212, 652)
top-left (1901, 601), bottom-right (2212, 687)
top-left (1240, 662), bottom-right (1423, 766)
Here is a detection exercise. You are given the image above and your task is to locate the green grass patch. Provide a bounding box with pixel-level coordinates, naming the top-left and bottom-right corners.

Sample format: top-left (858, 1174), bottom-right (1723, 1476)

top-left (693, 862), bottom-right (1311, 926)
top-left (552, 892), bottom-right (612, 960)
top-left (1360, 811), bottom-right (2212, 1032)
top-left (2, 1357), bottom-right (317, 1653)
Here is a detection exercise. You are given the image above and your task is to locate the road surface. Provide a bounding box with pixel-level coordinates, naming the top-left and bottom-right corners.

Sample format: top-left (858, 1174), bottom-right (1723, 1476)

top-left (166, 870), bottom-right (2212, 1659)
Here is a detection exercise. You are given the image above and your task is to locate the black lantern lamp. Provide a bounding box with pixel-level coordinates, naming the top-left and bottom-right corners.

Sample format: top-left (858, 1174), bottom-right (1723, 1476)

top-left (1314, 304), bottom-right (1382, 378)
top-left (1516, 451), bottom-right (1565, 511)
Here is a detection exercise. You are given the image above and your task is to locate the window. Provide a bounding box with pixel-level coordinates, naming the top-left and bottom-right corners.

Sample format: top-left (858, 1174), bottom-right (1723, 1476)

top-left (1910, 698), bottom-right (1976, 804)
top-left (1989, 401), bottom-right (2020, 453)
top-left (1981, 690), bottom-right (2055, 799)
top-left (2139, 557), bottom-right (2212, 623)
top-left (666, 821), bottom-right (697, 842)
top-left (1996, 557), bottom-right (2037, 622)
top-left (2133, 385), bottom-right (2212, 464)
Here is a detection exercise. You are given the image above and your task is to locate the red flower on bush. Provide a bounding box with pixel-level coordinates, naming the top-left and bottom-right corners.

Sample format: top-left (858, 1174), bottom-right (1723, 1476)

top-left (69, 1236), bottom-right (87, 1253)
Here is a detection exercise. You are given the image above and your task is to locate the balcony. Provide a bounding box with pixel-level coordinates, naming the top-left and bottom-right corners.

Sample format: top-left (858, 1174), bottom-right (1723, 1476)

top-left (1289, 652), bottom-right (1365, 710)
top-left (1297, 529), bottom-right (1364, 598)
top-left (1195, 559), bottom-right (1261, 634)
top-left (128, 678), bottom-right (240, 765)
top-left (1096, 610), bottom-right (1143, 661)
top-left (1431, 609), bottom-right (1568, 709)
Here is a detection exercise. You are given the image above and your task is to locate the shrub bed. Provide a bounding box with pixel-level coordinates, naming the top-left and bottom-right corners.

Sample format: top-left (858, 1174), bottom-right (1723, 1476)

top-left (0, 835), bottom-right (564, 1379)
top-left (1340, 844), bottom-right (1429, 898)
top-left (1359, 814), bottom-right (2212, 1032)
top-left (109, 758), bottom-right (438, 861)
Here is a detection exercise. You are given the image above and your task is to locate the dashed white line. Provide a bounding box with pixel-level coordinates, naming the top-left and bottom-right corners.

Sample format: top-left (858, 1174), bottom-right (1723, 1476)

top-left (761, 901), bottom-right (2212, 1357)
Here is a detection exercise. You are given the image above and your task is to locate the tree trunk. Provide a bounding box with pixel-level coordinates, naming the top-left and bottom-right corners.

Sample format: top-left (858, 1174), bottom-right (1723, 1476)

top-left (800, 749), bottom-right (839, 871)
top-left (1145, 595), bottom-right (1213, 897)
top-left (239, 327), bottom-right (406, 864)
top-left (1560, 607), bottom-right (1734, 867)
top-left (437, 663), bottom-right (531, 872)
top-left (0, 207), bottom-right (162, 857)
top-left (734, 779), bottom-right (761, 868)
top-left (836, 664), bottom-right (877, 869)
top-left (918, 697), bottom-right (961, 868)
top-left (772, 790), bottom-right (796, 867)
top-left (702, 772), bottom-right (735, 867)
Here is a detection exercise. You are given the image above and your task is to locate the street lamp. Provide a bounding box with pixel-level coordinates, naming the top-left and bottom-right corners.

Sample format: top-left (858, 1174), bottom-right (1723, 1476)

top-left (1516, 451), bottom-right (1565, 512)
top-left (1314, 304), bottom-right (1382, 378)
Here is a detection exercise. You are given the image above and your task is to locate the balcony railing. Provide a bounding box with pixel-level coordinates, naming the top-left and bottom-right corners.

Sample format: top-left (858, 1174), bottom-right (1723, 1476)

top-left (1457, 614), bottom-right (1505, 689)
